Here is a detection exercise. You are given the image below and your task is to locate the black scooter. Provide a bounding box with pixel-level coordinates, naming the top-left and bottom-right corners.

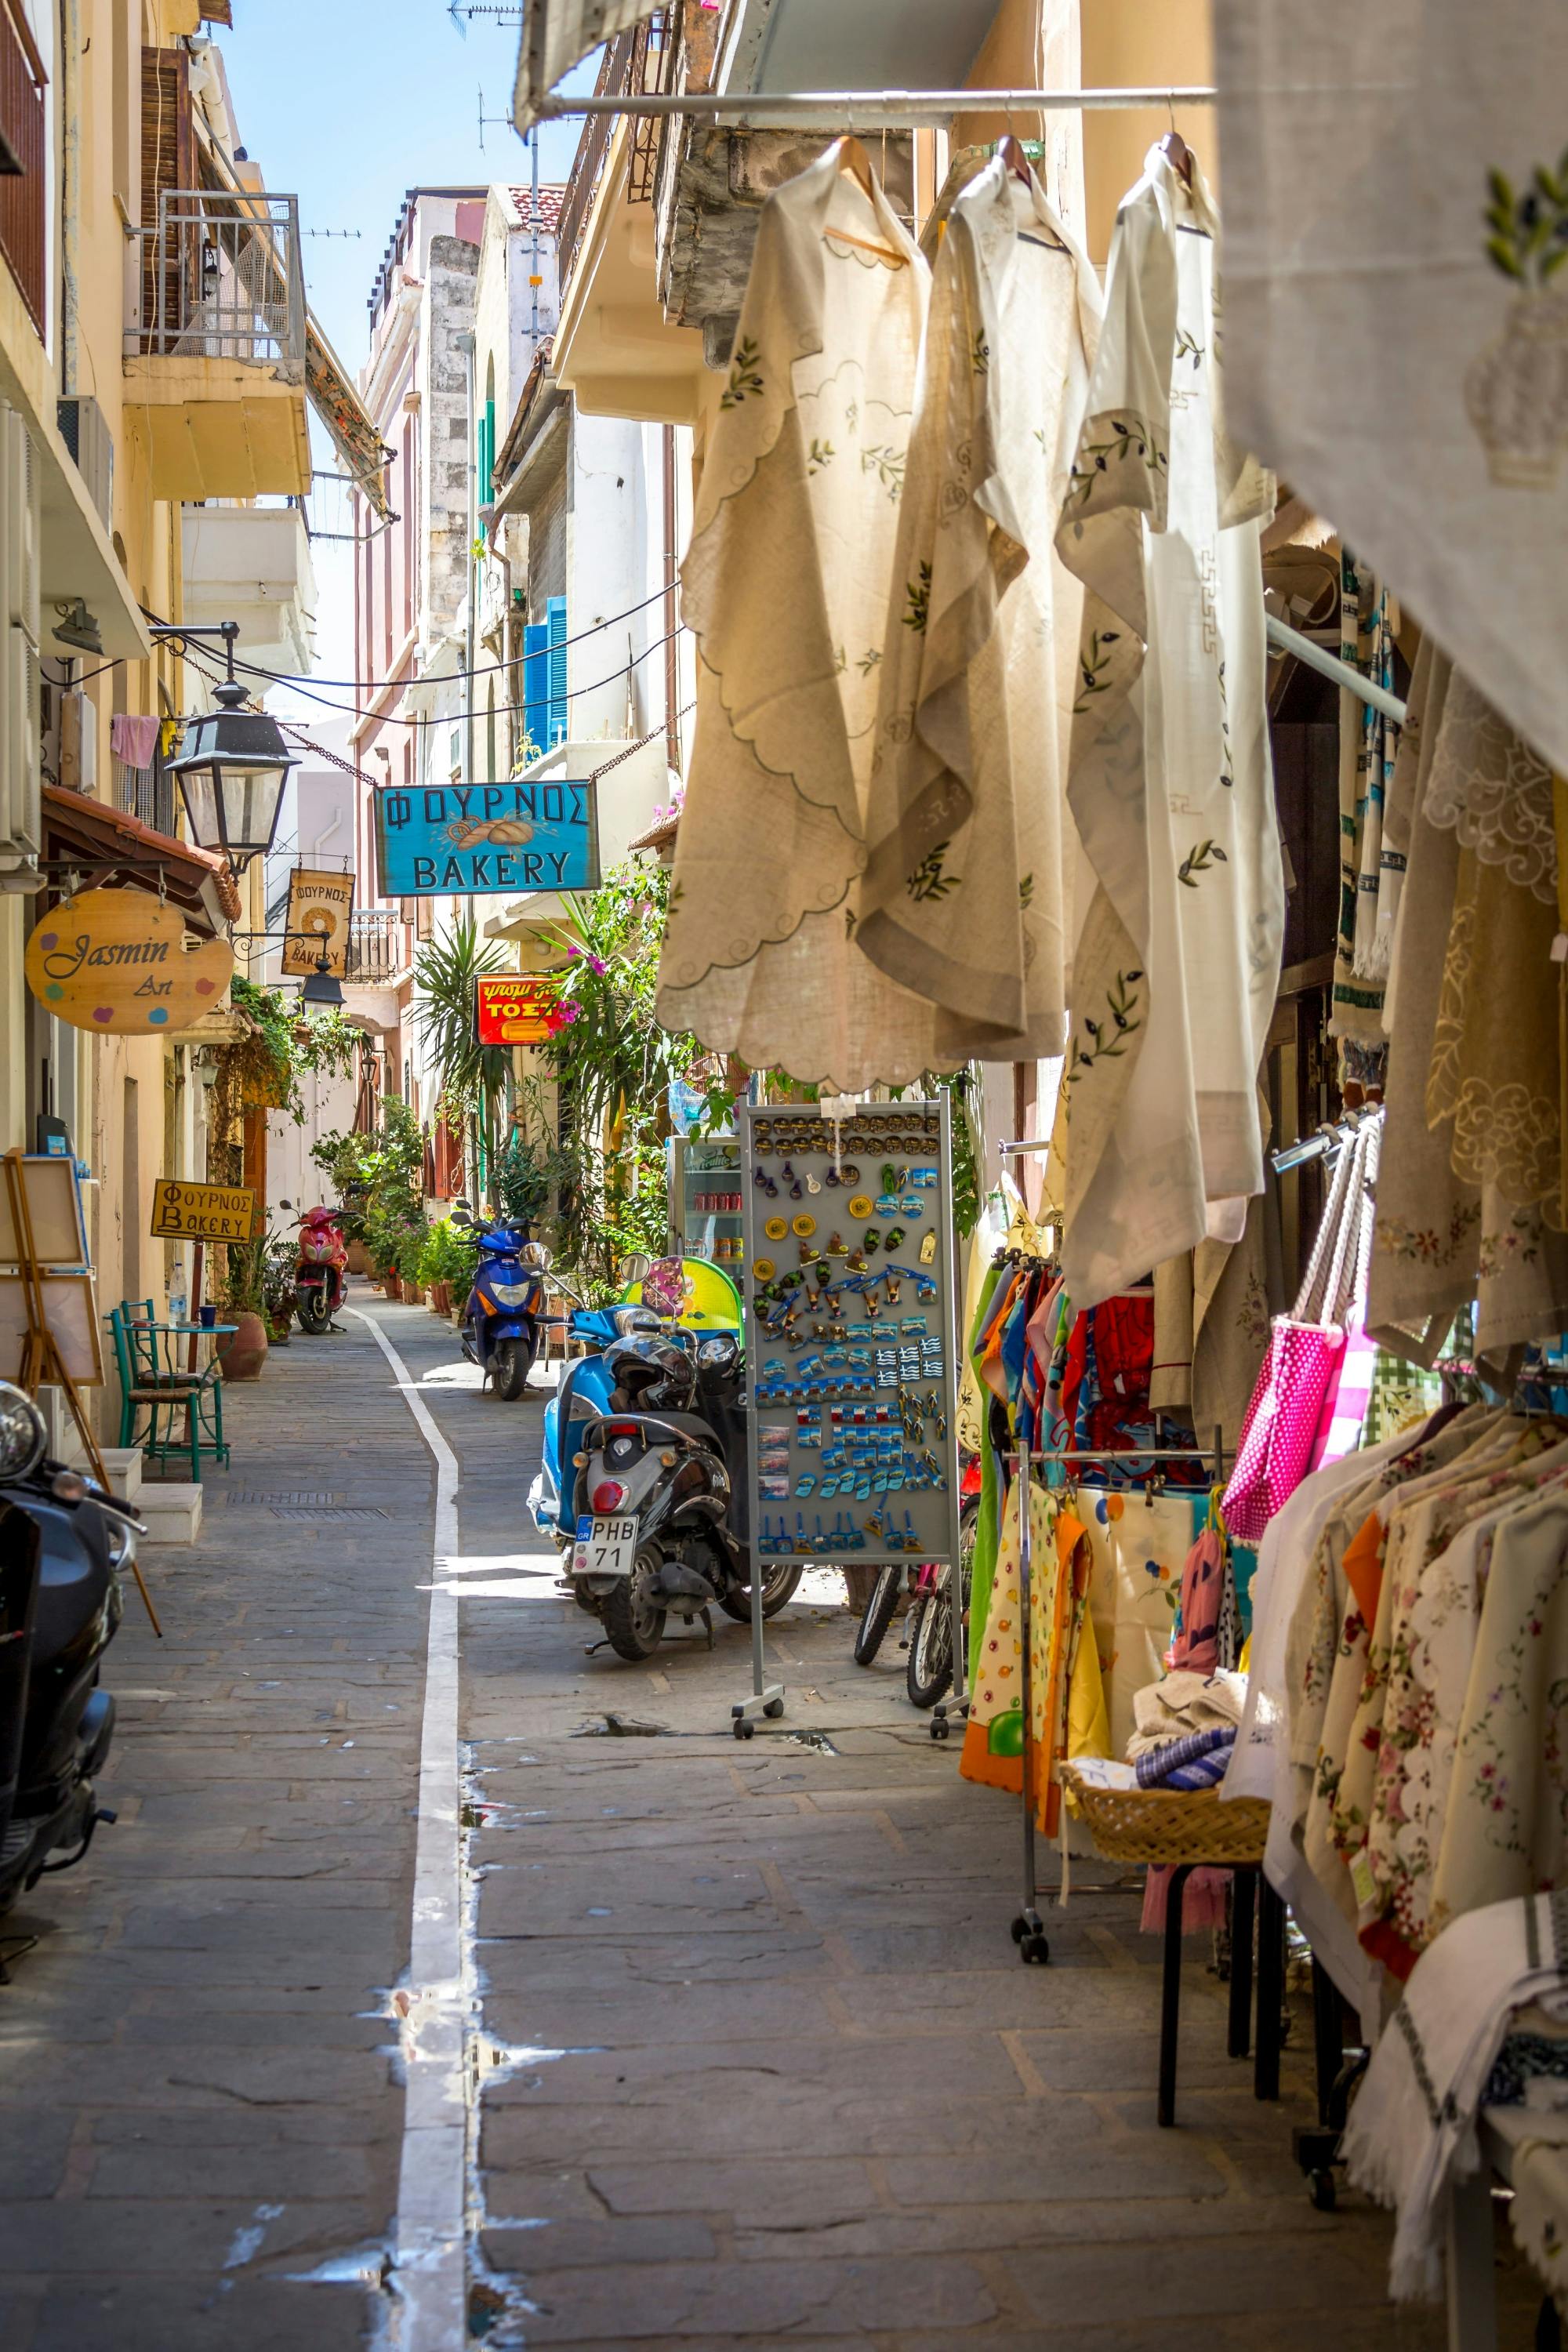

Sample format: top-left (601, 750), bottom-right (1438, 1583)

top-left (0, 1383), bottom-right (139, 1929)
top-left (568, 1328), bottom-right (803, 1661)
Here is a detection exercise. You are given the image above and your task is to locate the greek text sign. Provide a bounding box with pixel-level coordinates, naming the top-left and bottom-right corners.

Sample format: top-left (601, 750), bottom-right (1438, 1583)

top-left (281, 867), bottom-right (353, 978)
top-left (373, 780), bottom-right (599, 898)
top-left (474, 975), bottom-right (555, 1046)
top-left (150, 1179), bottom-right (259, 1244)
top-left (24, 888), bottom-right (234, 1034)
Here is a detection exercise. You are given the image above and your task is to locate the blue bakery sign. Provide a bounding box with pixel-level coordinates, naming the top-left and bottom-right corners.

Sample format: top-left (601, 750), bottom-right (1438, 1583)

top-left (373, 779), bottom-right (599, 897)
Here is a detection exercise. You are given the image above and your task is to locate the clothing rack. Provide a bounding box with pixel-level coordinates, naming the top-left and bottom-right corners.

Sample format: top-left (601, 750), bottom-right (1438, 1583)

top-left (1265, 614), bottom-right (1408, 726)
top-left (528, 84), bottom-right (1221, 127)
top-left (1269, 1105), bottom-right (1382, 1176)
top-left (1004, 1435), bottom-right (1225, 1964)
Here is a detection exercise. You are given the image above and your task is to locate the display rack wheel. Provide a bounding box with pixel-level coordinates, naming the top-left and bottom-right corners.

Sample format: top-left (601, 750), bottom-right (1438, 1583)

top-left (736, 1719), bottom-right (755, 1740)
top-left (764, 1697), bottom-right (784, 1719)
top-left (1308, 2170), bottom-right (1337, 2213)
top-left (1019, 1930), bottom-right (1051, 1965)
top-left (1009, 1915), bottom-right (1027, 1945)
top-left (930, 1719), bottom-right (949, 1742)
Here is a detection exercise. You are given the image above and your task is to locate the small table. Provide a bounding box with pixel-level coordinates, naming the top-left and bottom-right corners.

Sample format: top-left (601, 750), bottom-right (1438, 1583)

top-left (143, 1321), bottom-right (236, 1475)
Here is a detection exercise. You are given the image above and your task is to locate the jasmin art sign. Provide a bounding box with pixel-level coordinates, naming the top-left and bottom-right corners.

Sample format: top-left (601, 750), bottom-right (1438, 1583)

top-left (373, 779), bottom-right (600, 898)
top-left (24, 887), bottom-right (234, 1034)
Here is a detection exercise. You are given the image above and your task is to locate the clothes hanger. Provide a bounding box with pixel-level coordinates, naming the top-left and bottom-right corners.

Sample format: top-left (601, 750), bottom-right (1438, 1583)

top-left (822, 133), bottom-right (906, 267)
top-left (1160, 96), bottom-right (1195, 187)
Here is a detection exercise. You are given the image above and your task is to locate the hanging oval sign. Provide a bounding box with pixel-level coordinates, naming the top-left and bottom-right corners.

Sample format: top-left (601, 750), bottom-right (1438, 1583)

top-left (25, 887), bottom-right (234, 1034)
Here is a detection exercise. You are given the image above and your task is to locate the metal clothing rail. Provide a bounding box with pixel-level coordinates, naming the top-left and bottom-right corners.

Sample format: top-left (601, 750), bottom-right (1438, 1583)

top-left (1267, 614), bottom-right (1407, 726)
top-left (1270, 1105), bottom-right (1383, 1177)
top-left (530, 83), bottom-right (1219, 125)
top-left (1003, 1435), bottom-right (1225, 1965)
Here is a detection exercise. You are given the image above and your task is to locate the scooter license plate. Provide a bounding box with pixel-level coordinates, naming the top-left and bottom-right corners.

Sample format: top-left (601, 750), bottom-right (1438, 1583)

top-left (572, 1514), bottom-right (639, 1577)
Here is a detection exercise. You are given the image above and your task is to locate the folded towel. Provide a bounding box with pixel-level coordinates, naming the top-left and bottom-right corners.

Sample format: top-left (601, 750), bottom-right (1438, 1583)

top-left (1134, 1725), bottom-right (1237, 1789)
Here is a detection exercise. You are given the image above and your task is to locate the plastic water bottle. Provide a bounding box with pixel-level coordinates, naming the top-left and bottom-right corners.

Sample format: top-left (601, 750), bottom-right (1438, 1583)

top-left (169, 1264), bottom-right (187, 1327)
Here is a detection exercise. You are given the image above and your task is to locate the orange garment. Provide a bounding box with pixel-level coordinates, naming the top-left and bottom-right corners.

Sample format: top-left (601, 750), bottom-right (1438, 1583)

top-left (961, 1486), bottom-right (1093, 1838)
top-left (1341, 1509), bottom-right (1387, 1626)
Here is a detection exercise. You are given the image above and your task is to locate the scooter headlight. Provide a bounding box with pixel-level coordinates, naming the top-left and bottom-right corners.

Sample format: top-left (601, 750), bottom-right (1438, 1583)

top-left (0, 1382), bottom-right (46, 1479)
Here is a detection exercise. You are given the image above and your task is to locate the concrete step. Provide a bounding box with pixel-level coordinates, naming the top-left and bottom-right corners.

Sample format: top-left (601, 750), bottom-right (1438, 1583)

top-left (99, 1447), bottom-right (144, 1503)
top-left (136, 1482), bottom-right (204, 1546)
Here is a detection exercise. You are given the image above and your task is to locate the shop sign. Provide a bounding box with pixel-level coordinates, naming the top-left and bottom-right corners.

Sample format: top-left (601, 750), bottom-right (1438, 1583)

top-left (373, 780), bottom-right (599, 898)
top-left (281, 867), bottom-right (353, 978)
top-left (474, 975), bottom-right (556, 1045)
top-left (150, 1179), bottom-right (259, 1243)
top-left (24, 888), bottom-right (234, 1035)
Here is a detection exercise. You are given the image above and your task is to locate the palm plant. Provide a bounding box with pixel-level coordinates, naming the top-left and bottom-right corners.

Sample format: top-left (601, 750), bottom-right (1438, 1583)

top-left (412, 913), bottom-right (511, 1168)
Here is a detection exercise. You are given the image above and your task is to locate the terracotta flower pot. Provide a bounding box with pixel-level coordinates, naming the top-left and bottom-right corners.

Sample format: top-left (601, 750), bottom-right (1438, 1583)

top-left (432, 1282), bottom-right (450, 1316)
top-left (404, 1281), bottom-right (423, 1307)
top-left (385, 1272), bottom-right (402, 1301)
top-left (346, 1240), bottom-right (369, 1275)
top-left (217, 1311), bottom-right (269, 1382)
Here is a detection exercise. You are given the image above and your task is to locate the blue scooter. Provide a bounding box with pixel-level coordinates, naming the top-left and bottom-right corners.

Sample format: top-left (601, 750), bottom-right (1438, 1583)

top-left (453, 1204), bottom-right (547, 1401)
top-left (530, 1287), bottom-right (661, 1544)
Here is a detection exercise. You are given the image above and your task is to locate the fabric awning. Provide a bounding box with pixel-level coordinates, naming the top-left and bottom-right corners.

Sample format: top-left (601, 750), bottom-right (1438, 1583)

top-left (513, 0), bottom-right (662, 129)
top-left (305, 313), bottom-right (394, 520)
top-left (42, 787), bottom-right (241, 934)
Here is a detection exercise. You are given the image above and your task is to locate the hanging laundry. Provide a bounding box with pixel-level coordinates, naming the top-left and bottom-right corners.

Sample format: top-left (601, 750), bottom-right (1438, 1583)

top-left (110, 713), bottom-right (161, 771)
top-left (1214, 0), bottom-right (1568, 778)
top-left (1368, 640), bottom-right (1568, 1370)
top-left (656, 144), bottom-right (942, 1090)
top-left (1054, 144), bottom-right (1284, 1309)
top-left (855, 155), bottom-right (1102, 1062)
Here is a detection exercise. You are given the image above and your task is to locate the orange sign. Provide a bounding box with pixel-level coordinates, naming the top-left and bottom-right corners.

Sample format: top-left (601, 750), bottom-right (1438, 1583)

top-left (474, 975), bottom-right (554, 1046)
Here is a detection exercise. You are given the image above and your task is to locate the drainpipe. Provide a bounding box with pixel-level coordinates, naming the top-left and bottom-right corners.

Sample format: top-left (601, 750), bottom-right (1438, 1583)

top-left (59, 0), bottom-right (79, 387)
top-left (457, 328), bottom-right (477, 792)
top-left (662, 425), bottom-right (680, 775)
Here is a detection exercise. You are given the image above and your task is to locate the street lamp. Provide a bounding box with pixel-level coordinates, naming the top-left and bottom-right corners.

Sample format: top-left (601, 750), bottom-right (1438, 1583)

top-left (153, 620), bottom-right (299, 875)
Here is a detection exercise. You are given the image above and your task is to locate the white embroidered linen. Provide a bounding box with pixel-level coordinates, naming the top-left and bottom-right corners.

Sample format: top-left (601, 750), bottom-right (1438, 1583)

top-left (1054, 147), bottom-right (1283, 1309)
top-left (1343, 1893), bottom-right (1568, 2300)
top-left (657, 151), bottom-right (942, 1090)
top-left (855, 158), bottom-right (1102, 1062)
top-left (1214, 2), bottom-right (1568, 777)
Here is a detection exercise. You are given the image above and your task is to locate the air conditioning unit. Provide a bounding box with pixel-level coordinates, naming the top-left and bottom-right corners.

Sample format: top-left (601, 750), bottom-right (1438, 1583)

top-left (56, 395), bottom-right (114, 532)
top-left (0, 623), bottom-right (42, 857)
top-left (0, 408), bottom-right (40, 645)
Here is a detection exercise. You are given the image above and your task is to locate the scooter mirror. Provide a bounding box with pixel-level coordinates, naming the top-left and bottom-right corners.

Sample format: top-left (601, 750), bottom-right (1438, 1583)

top-left (617, 1252), bottom-right (652, 1285)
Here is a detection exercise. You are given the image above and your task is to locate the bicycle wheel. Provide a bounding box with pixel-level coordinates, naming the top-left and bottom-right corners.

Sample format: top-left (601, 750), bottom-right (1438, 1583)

top-left (853, 1563), bottom-right (902, 1668)
top-left (906, 1569), bottom-right (954, 1708)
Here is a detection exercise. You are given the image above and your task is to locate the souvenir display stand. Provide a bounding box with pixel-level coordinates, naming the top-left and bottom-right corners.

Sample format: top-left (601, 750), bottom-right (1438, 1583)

top-left (734, 1097), bottom-right (963, 1737)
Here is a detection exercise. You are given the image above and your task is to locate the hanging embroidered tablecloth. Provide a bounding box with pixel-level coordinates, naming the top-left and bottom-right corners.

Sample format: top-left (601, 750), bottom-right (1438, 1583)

top-left (656, 150), bottom-right (944, 1090)
top-left (1214, 0), bottom-right (1568, 778)
top-left (1054, 147), bottom-right (1283, 1309)
top-left (855, 157), bottom-right (1102, 1063)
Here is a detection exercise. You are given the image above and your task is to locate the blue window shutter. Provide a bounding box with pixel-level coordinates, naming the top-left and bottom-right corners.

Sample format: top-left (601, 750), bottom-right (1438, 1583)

top-left (522, 622), bottom-right (549, 761)
top-left (546, 595), bottom-right (568, 746)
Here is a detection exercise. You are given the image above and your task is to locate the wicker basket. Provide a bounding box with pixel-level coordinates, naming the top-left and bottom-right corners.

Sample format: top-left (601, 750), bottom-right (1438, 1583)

top-left (1060, 1768), bottom-right (1271, 1867)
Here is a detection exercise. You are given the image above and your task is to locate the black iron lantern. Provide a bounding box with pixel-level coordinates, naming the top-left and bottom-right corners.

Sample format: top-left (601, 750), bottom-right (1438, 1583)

top-left (300, 949), bottom-right (343, 1010)
top-left (167, 677), bottom-right (298, 873)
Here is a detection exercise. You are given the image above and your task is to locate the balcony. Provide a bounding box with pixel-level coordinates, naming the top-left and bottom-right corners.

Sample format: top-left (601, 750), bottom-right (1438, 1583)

top-left (182, 503), bottom-right (317, 681)
top-left (122, 191), bottom-right (312, 501)
top-left (0, 0), bottom-right (45, 336)
top-left (344, 911), bottom-right (407, 985)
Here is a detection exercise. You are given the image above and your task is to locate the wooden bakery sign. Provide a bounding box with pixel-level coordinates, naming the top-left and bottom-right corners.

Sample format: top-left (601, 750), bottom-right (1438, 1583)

top-left (24, 887), bottom-right (234, 1034)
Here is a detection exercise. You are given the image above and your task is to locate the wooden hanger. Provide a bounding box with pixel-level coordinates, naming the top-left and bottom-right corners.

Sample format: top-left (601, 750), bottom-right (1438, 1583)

top-left (995, 133), bottom-right (1034, 188)
top-left (823, 133), bottom-right (905, 267)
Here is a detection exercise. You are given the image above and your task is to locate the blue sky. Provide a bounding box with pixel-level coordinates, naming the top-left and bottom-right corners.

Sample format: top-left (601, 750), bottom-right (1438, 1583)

top-left (219, 0), bottom-right (587, 704)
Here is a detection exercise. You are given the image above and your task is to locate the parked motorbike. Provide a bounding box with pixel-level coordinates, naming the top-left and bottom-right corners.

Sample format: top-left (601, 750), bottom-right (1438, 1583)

top-left (292, 1204), bottom-right (347, 1334)
top-left (452, 1203), bottom-right (548, 1402)
top-left (0, 1382), bottom-right (141, 1921)
top-left (529, 1287), bottom-right (662, 1547)
top-left (568, 1327), bottom-right (802, 1662)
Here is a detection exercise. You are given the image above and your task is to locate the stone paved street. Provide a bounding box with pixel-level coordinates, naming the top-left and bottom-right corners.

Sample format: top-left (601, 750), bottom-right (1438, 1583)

top-left (0, 1291), bottom-right (1546, 2346)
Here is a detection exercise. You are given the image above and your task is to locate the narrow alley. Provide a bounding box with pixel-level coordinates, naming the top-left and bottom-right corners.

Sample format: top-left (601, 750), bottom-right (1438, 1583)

top-left (0, 1301), bottom-right (1543, 2348)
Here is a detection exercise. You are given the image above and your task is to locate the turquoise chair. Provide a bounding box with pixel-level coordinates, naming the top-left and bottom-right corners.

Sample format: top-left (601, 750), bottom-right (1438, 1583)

top-left (107, 1304), bottom-right (227, 1482)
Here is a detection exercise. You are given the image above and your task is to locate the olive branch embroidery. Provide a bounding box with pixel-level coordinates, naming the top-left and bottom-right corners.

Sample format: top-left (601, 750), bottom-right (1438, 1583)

top-left (902, 562), bottom-right (932, 633)
top-left (1218, 659), bottom-right (1234, 788)
top-left (1073, 627), bottom-right (1122, 713)
top-left (720, 336), bottom-right (764, 409)
top-left (906, 842), bottom-right (959, 903)
top-left (971, 331), bottom-right (990, 376)
top-left (855, 646), bottom-right (883, 677)
top-left (1178, 840), bottom-right (1229, 887)
top-left (807, 437), bottom-right (837, 474)
top-left (1065, 418), bottom-right (1169, 508)
top-left (1485, 156), bottom-right (1568, 285)
top-left (861, 444), bottom-right (906, 500)
top-left (1174, 326), bottom-right (1205, 368)
top-left (1018, 873), bottom-right (1034, 909)
top-left (1069, 968), bottom-right (1144, 1077)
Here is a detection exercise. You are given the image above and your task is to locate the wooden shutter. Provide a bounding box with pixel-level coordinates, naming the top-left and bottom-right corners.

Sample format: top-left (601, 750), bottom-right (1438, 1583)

top-left (139, 49), bottom-right (193, 344)
top-left (546, 596), bottom-right (568, 746)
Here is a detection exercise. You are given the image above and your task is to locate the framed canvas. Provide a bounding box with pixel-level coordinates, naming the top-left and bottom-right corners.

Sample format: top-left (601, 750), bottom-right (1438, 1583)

top-left (0, 1156), bottom-right (90, 1270)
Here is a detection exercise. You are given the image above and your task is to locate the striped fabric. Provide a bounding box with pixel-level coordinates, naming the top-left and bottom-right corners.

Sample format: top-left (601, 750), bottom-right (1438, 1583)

top-left (1134, 1723), bottom-right (1237, 1789)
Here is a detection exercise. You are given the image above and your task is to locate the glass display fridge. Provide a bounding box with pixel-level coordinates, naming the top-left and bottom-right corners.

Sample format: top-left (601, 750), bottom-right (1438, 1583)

top-left (667, 1135), bottom-right (743, 1268)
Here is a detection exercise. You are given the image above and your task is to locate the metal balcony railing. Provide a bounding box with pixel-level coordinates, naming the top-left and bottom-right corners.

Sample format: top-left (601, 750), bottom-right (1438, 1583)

top-left (344, 911), bottom-right (405, 985)
top-left (127, 189), bottom-right (306, 382)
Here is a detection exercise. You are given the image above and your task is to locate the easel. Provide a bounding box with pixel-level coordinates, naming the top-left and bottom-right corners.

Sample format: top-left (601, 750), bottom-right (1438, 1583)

top-left (1, 1150), bottom-right (162, 1637)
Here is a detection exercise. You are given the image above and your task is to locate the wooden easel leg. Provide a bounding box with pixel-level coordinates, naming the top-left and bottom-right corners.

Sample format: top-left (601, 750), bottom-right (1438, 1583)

top-left (57, 1356), bottom-right (162, 1640)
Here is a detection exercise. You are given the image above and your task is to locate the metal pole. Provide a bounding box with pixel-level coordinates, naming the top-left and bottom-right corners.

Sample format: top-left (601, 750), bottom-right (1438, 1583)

top-left (1266, 613), bottom-right (1406, 726)
top-left (528, 84), bottom-right (1220, 127)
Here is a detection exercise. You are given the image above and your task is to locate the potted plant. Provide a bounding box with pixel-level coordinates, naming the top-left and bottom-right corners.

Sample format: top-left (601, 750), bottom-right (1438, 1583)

top-left (217, 1232), bottom-right (270, 1381)
top-left (261, 1236), bottom-right (298, 1345)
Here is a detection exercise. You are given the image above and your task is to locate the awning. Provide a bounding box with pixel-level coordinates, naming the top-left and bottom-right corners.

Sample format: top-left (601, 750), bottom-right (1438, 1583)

top-left (513, 0), bottom-right (662, 129)
top-left (305, 313), bottom-right (394, 520)
top-left (42, 787), bottom-right (241, 935)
